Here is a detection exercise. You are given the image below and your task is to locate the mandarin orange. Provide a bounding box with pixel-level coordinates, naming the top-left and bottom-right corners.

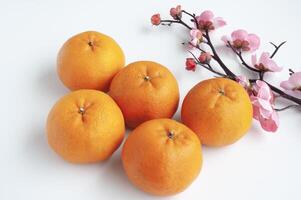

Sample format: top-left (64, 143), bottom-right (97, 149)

top-left (109, 61), bottom-right (179, 129)
top-left (122, 119), bottom-right (202, 196)
top-left (57, 31), bottom-right (125, 91)
top-left (181, 78), bottom-right (253, 146)
top-left (46, 89), bottom-right (125, 163)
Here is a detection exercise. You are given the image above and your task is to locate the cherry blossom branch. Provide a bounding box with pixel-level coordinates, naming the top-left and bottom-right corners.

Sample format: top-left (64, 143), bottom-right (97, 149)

top-left (156, 11), bottom-right (301, 105)
top-left (151, 6), bottom-right (301, 132)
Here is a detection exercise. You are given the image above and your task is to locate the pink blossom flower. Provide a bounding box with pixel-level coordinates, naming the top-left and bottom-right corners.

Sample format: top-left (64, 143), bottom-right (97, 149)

top-left (280, 72), bottom-right (301, 98)
top-left (251, 52), bottom-right (282, 72)
top-left (198, 52), bottom-right (211, 63)
top-left (151, 14), bottom-right (161, 25)
top-left (196, 10), bottom-right (226, 31)
top-left (250, 80), bottom-right (279, 132)
top-left (170, 5), bottom-right (182, 19)
top-left (222, 29), bottom-right (260, 52)
top-left (189, 29), bottom-right (203, 46)
top-left (185, 58), bottom-right (197, 71)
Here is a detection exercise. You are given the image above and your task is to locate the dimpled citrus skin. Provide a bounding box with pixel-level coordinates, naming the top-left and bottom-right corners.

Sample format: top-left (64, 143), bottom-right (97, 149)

top-left (181, 78), bottom-right (253, 147)
top-left (46, 90), bottom-right (125, 163)
top-left (57, 31), bottom-right (125, 91)
top-left (109, 61), bottom-right (179, 129)
top-left (122, 119), bottom-right (202, 196)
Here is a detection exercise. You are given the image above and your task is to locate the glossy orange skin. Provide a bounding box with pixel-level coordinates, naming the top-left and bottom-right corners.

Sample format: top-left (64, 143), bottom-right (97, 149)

top-left (122, 119), bottom-right (202, 196)
top-left (57, 31), bottom-right (125, 91)
top-left (181, 78), bottom-right (253, 147)
top-left (109, 61), bottom-right (179, 129)
top-left (46, 90), bottom-right (125, 163)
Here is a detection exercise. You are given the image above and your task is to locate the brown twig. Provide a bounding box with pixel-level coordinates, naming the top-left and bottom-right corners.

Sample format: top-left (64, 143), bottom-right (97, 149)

top-left (270, 41), bottom-right (287, 58)
top-left (275, 105), bottom-right (300, 112)
top-left (182, 10), bottom-right (199, 29)
top-left (160, 20), bottom-right (192, 29)
top-left (203, 30), bottom-right (236, 79)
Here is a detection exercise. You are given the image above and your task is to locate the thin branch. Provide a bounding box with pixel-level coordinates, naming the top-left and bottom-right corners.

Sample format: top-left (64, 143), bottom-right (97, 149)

top-left (188, 50), bottom-right (200, 62)
top-left (206, 62), bottom-right (213, 70)
top-left (160, 19), bottom-right (192, 30)
top-left (182, 10), bottom-right (199, 29)
top-left (259, 71), bottom-right (265, 80)
top-left (204, 30), bottom-right (236, 79)
top-left (270, 41), bottom-right (286, 58)
top-left (190, 43), bottom-right (206, 53)
top-left (275, 105), bottom-right (300, 111)
top-left (199, 63), bottom-right (227, 77)
top-left (160, 20), bottom-right (180, 26)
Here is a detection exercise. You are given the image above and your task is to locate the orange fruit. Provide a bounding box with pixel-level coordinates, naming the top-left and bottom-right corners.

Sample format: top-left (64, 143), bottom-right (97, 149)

top-left (109, 61), bottom-right (179, 129)
top-left (122, 119), bottom-right (202, 196)
top-left (57, 31), bottom-right (125, 91)
top-left (181, 78), bottom-right (253, 147)
top-left (46, 89), bottom-right (125, 163)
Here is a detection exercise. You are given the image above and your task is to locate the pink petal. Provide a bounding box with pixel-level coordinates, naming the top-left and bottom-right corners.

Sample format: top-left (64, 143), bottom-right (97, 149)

top-left (257, 87), bottom-right (272, 101)
top-left (259, 110), bottom-right (279, 132)
top-left (267, 61), bottom-right (282, 72)
top-left (247, 34), bottom-right (260, 52)
top-left (198, 10), bottom-right (214, 21)
top-left (259, 107), bottom-right (273, 119)
top-left (257, 98), bottom-right (273, 111)
top-left (280, 72), bottom-right (301, 98)
top-left (213, 17), bottom-right (226, 28)
top-left (259, 52), bottom-right (282, 72)
top-left (190, 38), bottom-right (198, 46)
top-left (176, 5), bottom-right (181, 12)
top-left (252, 104), bottom-right (261, 120)
top-left (231, 29), bottom-right (248, 41)
top-left (251, 54), bottom-right (257, 66)
top-left (280, 80), bottom-right (295, 90)
top-left (258, 52), bottom-right (270, 64)
top-left (289, 72), bottom-right (301, 86)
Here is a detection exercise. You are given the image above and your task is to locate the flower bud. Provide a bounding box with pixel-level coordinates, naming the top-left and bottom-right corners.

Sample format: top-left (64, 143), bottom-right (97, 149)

top-left (170, 5), bottom-right (182, 19)
top-left (151, 14), bottom-right (161, 26)
top-left (198, 52), bottom-right (212, 63)
top-left (185, 58), bottom-right (197, 71)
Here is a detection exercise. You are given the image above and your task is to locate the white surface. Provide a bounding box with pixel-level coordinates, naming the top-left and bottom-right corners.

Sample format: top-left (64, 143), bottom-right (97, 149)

top-left (1, 0), bottom-right (301, 199)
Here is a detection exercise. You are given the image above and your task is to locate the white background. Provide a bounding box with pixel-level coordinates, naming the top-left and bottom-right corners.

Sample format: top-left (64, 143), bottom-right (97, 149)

top-left (1, 0), bottom-right (301, 200)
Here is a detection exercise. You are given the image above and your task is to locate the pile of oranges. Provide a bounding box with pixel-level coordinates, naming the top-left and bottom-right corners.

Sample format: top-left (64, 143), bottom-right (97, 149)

top-left (46, 31), bottom-right (253, 196)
